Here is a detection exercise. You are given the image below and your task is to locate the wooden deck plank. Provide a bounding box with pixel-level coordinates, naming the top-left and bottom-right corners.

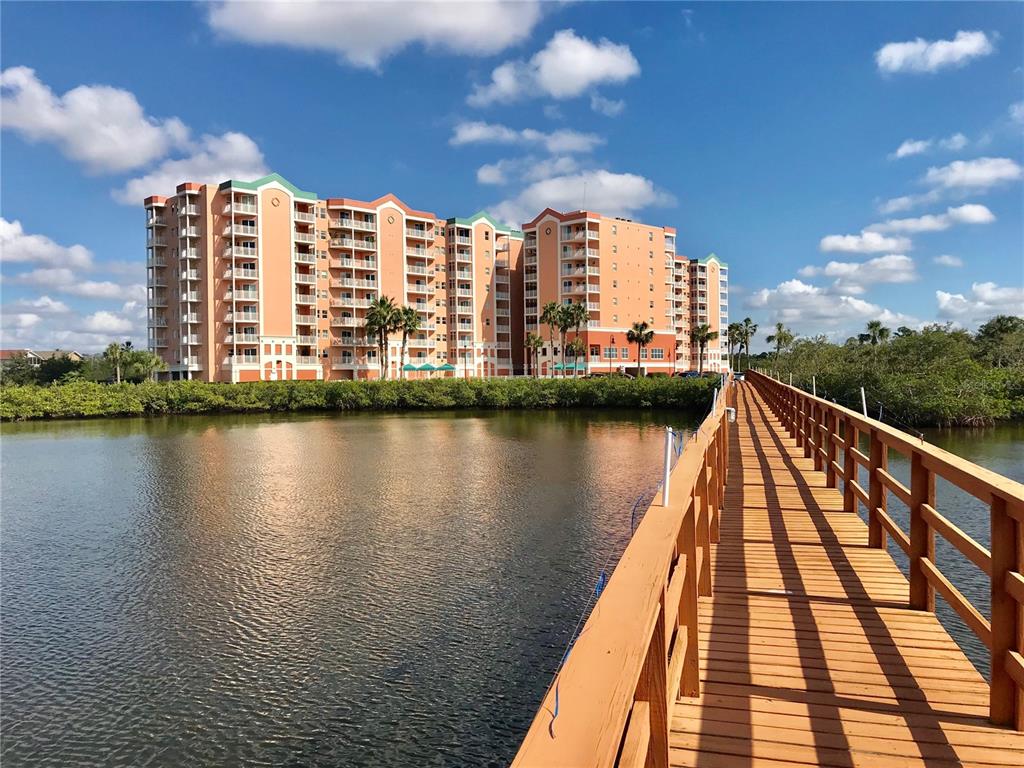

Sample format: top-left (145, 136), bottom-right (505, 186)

top-left (669, 382), bottom-right (1024, 767)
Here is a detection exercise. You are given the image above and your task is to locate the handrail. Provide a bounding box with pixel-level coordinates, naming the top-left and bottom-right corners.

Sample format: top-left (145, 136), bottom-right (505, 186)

top-left (748, 369), bottom-right (1024, 730)
top-left (512, 375), bottom-right (734, 767)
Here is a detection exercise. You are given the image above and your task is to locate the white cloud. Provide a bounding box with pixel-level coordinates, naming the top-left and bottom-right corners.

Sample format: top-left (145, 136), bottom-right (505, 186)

top-left (937, 282), bottom-right (1024, 325)
top-left (468, 29), bottom-right (639, 106)
top-left (798, 254), bottom-right (917, 294)
top-left (868, 203), bottom-right (996, 234)
top-left (476, 160), bottom-right (513, 185)
top-left (889, 133), bottom-right (969, 160)
top-left (891, 139), bottom-right (930, 159)
top-left (490, 169), bottom-right (675, 227)
top-left (875, 30), bottom-right (994, 74)
top-left (207, 0), bottom-right (541, 70)
top-left (0, 217), bottom-right (94, 268)
top-left (113, 132), bottom-right (267, 205)
top-left (449, 121), bottom-right (603, 154)
top-left (81, 310), bottom-right (134, 334)
top-left (923, 156), bottom-right (1023, 191)
top-left (591, 94), bottom-right (625, 117)
top-left (9, 295), bottom-right (71, 314)
top-left (747, 278), bottom-right (917, 331)
top-left (933, 255), bottom-right (963, 268)
top-left (0, 66), bottom-right (188, 174)
top-left (474, 155), bottom-right (580, 186)
top-left (939, 132), bottom-right (968, 150)
top-left (820, 230), bottom-right (912, 254)
top-left (543, 105), bottom-right (564, 121)
top-left (13, 267), bottom-right (144, 301)
top-left (1011, 101), bottom-right (1024, 125)
top-left (522, 156), bottom-right (579, 182)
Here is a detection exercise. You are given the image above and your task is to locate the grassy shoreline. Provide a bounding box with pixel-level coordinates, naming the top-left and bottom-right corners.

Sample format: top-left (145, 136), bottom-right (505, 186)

top-left (0, 376), bottom-right (719, 422)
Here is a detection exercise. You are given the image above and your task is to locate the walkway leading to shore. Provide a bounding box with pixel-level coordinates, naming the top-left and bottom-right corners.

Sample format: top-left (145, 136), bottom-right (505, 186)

top-left (669, 383), bottom-right (1024, 767)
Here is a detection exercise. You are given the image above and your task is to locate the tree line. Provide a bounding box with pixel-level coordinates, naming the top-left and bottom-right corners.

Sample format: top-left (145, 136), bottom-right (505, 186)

top-left (0, 343), bottom-right (166, 386)
top-left (740, 314), bottom-right (1024, 426)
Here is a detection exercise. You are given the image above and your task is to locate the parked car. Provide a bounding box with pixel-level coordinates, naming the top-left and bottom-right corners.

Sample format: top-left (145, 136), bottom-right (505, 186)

top-left (673, 371), bottom-right (701, 379)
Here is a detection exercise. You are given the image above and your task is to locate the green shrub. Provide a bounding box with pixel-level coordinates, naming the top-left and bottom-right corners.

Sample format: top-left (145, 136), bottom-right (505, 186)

top-left (0, 375), bottom-right (719, 421)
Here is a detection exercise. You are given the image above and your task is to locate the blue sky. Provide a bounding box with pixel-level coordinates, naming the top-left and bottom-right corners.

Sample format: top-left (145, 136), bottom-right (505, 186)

top-left (1, 1), bottom-right (1022, 352)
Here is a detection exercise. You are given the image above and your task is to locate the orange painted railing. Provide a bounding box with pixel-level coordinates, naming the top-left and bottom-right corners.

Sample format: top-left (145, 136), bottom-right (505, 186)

top-left (749, 369), bottom-right (1024, 730)
top-left (511, 377), bottom-right (733, 768)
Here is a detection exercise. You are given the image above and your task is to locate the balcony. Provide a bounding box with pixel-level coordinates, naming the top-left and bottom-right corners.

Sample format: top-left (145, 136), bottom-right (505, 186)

top-left (149, 316), bottom-right (167, 327)
top-left (405, 228), bottom-right (430, 239)
top-left (228, 290), bottom-right (259, 301)
top-left (453, 270), bottom-right (473, 280)
top-left (406, 283), bottom-right (430, 294)
top-left (182, 334), bottom-right (200, 345)
top-left (295, 273), bottom-right (317, 285)
top-left (494, 273), bottom-right (509, 284)
top-left (294, 251), bottom-right (316, 264)
top-left (406, 247), bottom-right (429, 258)
top-left (224, 355), bottom-right (259, 366)
top-left (587, 302), bottom-right (600, 311)
top-left (182, 357), bottom-right (202, 368)
top-left (150, 293), bottom-right (168, 307)
top-left (330, 317), bottom-right (362, 327)
top-left (181, 313), bottom-right (201, 324)
top-left (180, 248), bottom-right (200, 260)
top-left (225, 268), bottom-right (258, 280)
top-left (331, 237), bottom-right (376, 250)
top-left (328, 217), bottom-right (375, 232)
top-left (296, 335), bottom-right (317, 345)
top-left (333, 297), bottom-right (372, 308)
top-left (495, 308), bottom-right (510, 317)
top-left (181, 227), bottom-right (199, 237)
top-left (295, 315), bottom-right (317, 326)
top-left (226, 334), bottom-right (259, 345)
top-left (496, 242), bottom-right (510, 253)
top-left (295, 355), bottom-right (320, 365)
top-left (294, 293), bottom-right (316, 305)
top-left (179, 205), bottom-right (199, 216)
top-left (151, 336), bottom-right (167, 348)
top-left (181, 291), bottom-right (201, 302)
top-left (147, 256), bottom-right (166, 268)
top-left (332, 256), bottom-right (377, 270)
top-left (524, 253), bottom-right (537, 266)
top-left (341, 277), bottom-right (377, 289)
top-left (524, 290), bottom-right (537, 299)
top-left (453, 235), bottom-right (472, 246)
top-left (456, 288), bottom-right (473, 297)
top-left (146, 217), bottom-right (166, 227)
top-left (294, 231), bottom-right (316, 244)
top-left (495, 291), bottom-right (510, 301)
top-left (180, 270), bottom-right (199, 281)
top-left (407, 265), bottom-right (428, 276)
top-left (225, 245), bottom-right (257, 258)
top-left (230, 202), bottom-right (257, 215)
top-left (147, 236), bottom-right (166, 247)
top-left (294, 211), bottom-right (315, 223)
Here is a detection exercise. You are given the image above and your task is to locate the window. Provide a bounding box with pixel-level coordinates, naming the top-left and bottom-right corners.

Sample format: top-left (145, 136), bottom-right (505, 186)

top-left (649, 300), bottom-right (654, 308)
top-left (603, 347), bottom-right (618, 359)
top-left (484, 231), bottom-right (490, 240)
top-left (648, 268), bottom-right (654, 276)
top-left (651, 348), bottom-right (665, 360)
top-left (640, 349), bottom-right (648, 359)
top-left (612, 262), bottom-right (618, 271)
top-left (590, 345), bottom-right (600, 356)
top-left (611, 224), bottom-right (617, 235)
top-left (648, 232), bottom-right (653, 241)
top-left (620, 347), bottom-right (630, 358)
top-left (612, 245), bottom-right (618, 254)
top-left (649, 283), bottom-right (654, 291)
top-left (612, 280), bottom-right (618, 288)
top-left (613, 314), bottom-right (619, 323)
top-left (612, 297), bottom-right (618, 305)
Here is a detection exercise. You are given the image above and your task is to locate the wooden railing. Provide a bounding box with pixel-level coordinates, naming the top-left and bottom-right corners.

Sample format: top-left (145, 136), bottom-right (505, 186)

top-left (749, 370), bottom-right (1024, 730)
top-left (511, 378), bottom-right (734, 768)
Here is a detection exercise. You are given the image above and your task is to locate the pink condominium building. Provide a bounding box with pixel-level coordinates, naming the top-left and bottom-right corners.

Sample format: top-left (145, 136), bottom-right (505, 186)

top-left (522, 209), bottom-right (728, 375)
top-left (145, 174), bottom-right (727, 380)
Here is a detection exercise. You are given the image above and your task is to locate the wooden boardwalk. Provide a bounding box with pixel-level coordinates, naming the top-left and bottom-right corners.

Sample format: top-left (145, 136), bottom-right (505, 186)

top-left (669, 383), bottom-right (1024, 767)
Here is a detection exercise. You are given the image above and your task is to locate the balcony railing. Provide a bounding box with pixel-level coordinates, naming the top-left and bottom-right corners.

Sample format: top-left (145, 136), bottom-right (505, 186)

top-left (407, 265), bottom-right (428, 275)
top-left (294, 293), bottom-right (316, 305)
top-left (294, 211), bottom-right (315, 223)
top-left (231, 202), bottom-right (257, 215)
top-left (332, 256), bottom-right (377, 270)
top-left (295, 273), bottom-right (316, 284)
top-left (406, 228), bottom-right (430, 239)
top-left (406, 247), bottom-right (429, 257)
top-left (181, 227), bottom-right (199, 237)
top-left (149, 316), bottom-right (167, 327)
top-left (225, 268), bottom-right (258, 280)
top-left (225, 246), bottom-right (257, 258)
top-left (294, 251), bottom-right (316, 264)
top-left (453, 235), bottom-right (472, 245)
top-left (341, 277), bottom-right (377, 289)
top-left (295, 355), bottom-right (320, 365)
top-left (296, 335), bottom-right (317, 345)
top-left (180, 270), bottom-right (199, 281)
top-left (328, 218), bottom-right (375, 232)
top-left (226, 312), bottom-right (259, 323)
top-left (330, 317), bottom-right (362, 327)
top-left (294, 231), bottom-right (316, 244)
top-left (181, 313), bottom-right (201, 324)
top-left (331, 238), bottom-right (376, 250)
top-left (147, 237), bottom-right (166, 247)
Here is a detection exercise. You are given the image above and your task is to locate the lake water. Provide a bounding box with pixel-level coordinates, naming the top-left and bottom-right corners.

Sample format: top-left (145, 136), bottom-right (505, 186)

top-left (2, 413), bottom-right (1019, 766)
top-left (0, 410), bottom-right (696, 767)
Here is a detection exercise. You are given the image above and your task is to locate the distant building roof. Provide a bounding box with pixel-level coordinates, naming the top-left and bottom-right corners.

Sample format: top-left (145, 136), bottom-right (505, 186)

top-left (0, 349), bottom-right (82, 362)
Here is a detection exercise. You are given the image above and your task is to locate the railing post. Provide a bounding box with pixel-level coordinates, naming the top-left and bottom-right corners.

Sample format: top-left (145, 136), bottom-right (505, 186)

top-left (842, 417), bottom-right (857, 513)
top-left (635, 592), bottom-right (669, 768)
top-left (802, 396), bottom-right (813, 460)
top-left (793, 388), bottom-right (804, 449)
top-left (696, 461), bottom-right (712, 596)
top-left (825, 408), bottom-right (838, 488)
top-left (867, 429), bottom-right (887, 549)
top-left (989, 494), bottom-right (1021, 727)
top-left (678, 499), bottom-right (700, 698)
top-left (812, 400), bottom-right (824, 473)
top-left (708, 433), bottom-right (720, 544)
top-left (909, 451), bottom-right (936, 612)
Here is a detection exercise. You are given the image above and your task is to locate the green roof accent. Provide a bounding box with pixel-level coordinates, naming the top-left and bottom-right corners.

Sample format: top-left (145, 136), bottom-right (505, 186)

top-left (218, 173), bottom-right (317, 201)
top-left (693, 252), bottom-right (728, 267)
top-left (445, 210), bottom-right (524, 239)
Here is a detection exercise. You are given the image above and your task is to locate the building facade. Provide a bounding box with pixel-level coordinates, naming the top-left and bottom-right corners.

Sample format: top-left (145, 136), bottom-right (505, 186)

top-left (522, 209), bottom-right (729, 375)
top-left (145, 176), bottom-right (728, 380)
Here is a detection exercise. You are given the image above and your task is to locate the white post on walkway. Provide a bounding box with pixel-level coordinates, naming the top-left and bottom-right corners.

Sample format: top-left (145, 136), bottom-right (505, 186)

top-left (662, 427), bottom-right (673, 506)
top-left (789, 373), bottom-right (793, 386)
top-left (812, 375), bottom-right (816, 398)
top-left (861, 386), bottom-right (868, 417)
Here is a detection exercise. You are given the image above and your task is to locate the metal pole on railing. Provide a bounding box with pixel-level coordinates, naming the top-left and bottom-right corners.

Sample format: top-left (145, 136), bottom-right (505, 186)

top-left (812, 375), bottom-right (816, 398)
top-left (662, 427), bottom-right (673, 506)
top-left (860, 386), bottom-right (868, 417)
top-left (789, 373), bottom-right (793, 386)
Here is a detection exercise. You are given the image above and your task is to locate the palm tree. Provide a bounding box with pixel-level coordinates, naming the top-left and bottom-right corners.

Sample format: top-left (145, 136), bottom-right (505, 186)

top-left (567, 337), bottom-right (587, 377)
top-left (864, 320), bottom-right (891, 346)
top-left (740, 317), bottom-right (758, 371)
top-left (396, 305), bottom-right (421, 379)
top-left (365, 296), bottom-right (398, 379)
top-left (766, 322), bottom-right (795, 361)
top-left (540, 301), bottom-right (561, 377)
top-left (690, 324), bottom-right (719, 375)
top-left (555, 304), bottom-right (576, 377)
top-left (626, 320), bottom-right (654, 377)
top-left (726, 322), bottom-right (743, 371)
top-left (565, 302), bottom-right (590, 377)
top-left (524, 332), bottom-right (543, 377)
top-left (104, 341), bottom-right (132, 384)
